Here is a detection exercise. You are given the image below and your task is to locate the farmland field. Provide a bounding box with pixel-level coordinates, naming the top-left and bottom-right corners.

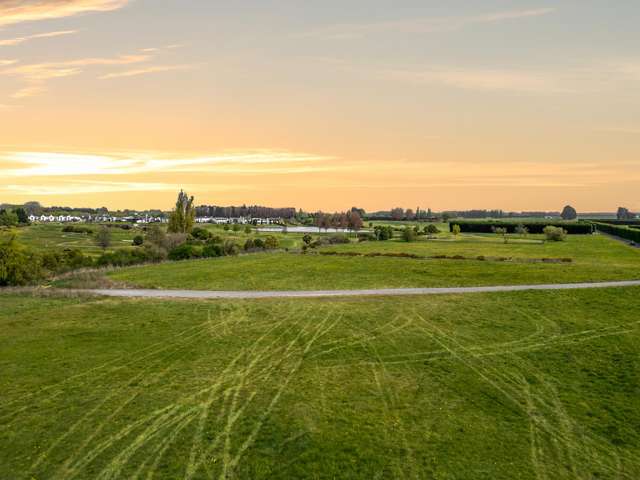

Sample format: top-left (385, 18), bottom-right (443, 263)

top-left (105, 233), bottom-right (640, 291)
top-left (1, 288), bottom-right (639, 479)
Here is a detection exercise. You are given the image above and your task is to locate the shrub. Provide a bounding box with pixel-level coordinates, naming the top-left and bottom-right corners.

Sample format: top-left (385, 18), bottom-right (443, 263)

top-left (327, 235), bottom-right (350, 244)
top-left (146, 225), bottom-right (168, 249)
top-left (223, 224), bottom-right (230, 231)
top-left (424, 224), bottom-right (440, 236)
top-left (244, 225), bottom-right (252, 234)
top-left (202, 244), bottom-right (224, 258)
top-left (450, 221), bottom-right (592, 235)
top-left (244, 238), bottom-right (256, 251)
top-left (452, 224), bottom-right (461, 236)
top-left (232, 224), bottom-right (241, 232)
top-left (0, 210), bottom-right (19, 227)
top-left (0, 238), bottom-right (44, 286)
top-left (62, 225), bottom-right (94, 234)
top-left (223, 240), bottom-right (240, 256)
top-left (132, 235), bottom-right (144, 246)
top-left (168, 244), bottom-right (202, 261)
top-left (191, 227), bottom-right (211, 240)
top-left (264, 236), bottom-right (279, 250)
top-left (357, 232), bottom-right (376, 242)
top-left (302, 234), bottom-right (313, 245)
top-left (373, 225), bottom-right (393, 241)
top-left (95, 226), bottom-right (112, 250)
top-left (401, 226), bottom-right (416, 242)
top-left (544, 226), bottom-right (567, 242)
top-left (253, 238), bottom-right (265, 249)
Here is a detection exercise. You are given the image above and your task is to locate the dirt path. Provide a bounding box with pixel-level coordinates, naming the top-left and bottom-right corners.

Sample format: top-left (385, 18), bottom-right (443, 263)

top-left (86, 280), bottom-right (640, 299)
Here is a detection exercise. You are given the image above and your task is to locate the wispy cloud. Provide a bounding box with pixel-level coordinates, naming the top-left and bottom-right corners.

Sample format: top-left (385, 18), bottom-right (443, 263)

top-left (0, 0), bottom-right (129, 27)
top-left (0, 47), bottom-right (189, 98)
top-left (383, 66), bottom-right (578, 94)
top-left (1, 150), bottom-right (336, 177)
top-left (2, 181), bottom-right (181, 196)
top-left (99, 64), bottom-right (195, 79)
top-left (0, 30), bottom-right (77, 47)
top-left (299, 8), bottom-right (555, 39)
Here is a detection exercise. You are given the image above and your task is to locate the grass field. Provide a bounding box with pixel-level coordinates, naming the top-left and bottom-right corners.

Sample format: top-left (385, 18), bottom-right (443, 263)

top-left (1, 288), bottom-right (639, 479)
top-left (0, 224), bottom-right (141, 255)
top-left (105, 233), bottom-right (640, 291)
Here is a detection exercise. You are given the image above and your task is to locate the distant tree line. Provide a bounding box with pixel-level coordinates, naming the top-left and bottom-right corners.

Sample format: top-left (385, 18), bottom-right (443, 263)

top-left (195, 204), bottom-right (296, 219)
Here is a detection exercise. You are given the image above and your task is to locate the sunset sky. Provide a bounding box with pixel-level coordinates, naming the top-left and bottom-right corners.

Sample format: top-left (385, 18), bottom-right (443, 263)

top-left (0, 1), bottom-right (639, 211)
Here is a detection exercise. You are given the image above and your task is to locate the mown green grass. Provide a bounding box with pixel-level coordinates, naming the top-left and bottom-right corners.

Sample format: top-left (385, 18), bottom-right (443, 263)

top-left (107, 233), bottom-right (640, 291)
top-left (0, 224), bottom-right (141, 255)
top-left (1, 288), bottom-right (639, 479)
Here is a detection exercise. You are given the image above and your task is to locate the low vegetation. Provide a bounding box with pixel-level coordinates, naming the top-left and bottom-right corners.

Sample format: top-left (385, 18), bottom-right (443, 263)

top-left (2, 288), bottom-right (639, 478)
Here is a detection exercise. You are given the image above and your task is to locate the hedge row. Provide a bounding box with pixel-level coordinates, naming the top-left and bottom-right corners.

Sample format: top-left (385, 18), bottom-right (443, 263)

top-left (449, 221), bottom-right (594, 235)
top-left (593, 222), bottom-right (640, 243)
top-left (588, 219), bottom-right (640, 226)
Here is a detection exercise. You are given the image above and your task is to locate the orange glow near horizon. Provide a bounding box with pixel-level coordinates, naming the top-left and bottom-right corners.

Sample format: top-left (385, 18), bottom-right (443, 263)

top-left (1, 2), bottom-right (639, 212)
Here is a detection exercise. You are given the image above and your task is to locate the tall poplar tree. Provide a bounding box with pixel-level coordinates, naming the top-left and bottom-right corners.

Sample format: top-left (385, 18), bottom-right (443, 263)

top-left (168, 190), bottom-right (195, 233)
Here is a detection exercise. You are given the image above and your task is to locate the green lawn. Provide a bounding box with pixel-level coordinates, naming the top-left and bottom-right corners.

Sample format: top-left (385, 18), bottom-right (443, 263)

top-left (106, 233), bottom-right (640, 291)
top-left (1, 288), bottom-right (639, 479)
top-left (0, 224), bottom-right (141, 255)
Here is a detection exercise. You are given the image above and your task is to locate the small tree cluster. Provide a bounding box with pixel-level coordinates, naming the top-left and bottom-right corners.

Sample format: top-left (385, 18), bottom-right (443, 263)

top-left (544, 226), bottom-right (567, 242)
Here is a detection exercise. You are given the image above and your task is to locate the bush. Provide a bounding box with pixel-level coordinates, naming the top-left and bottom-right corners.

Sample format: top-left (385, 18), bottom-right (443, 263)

top-left (97, 248), bottom-right (154, 267)
top-left (244, 238), bottom-right (256, 251)
top-left (593, 222), bottom-right (640, 243)
top-left (264, 236), bottom-right (279, 250)
top-left (202, 243), bottom-right (224, 258)
top-left (357, 232), bottom-right (376, 242)
top-left (373, 225), bottom-right (393, 241)
top-left (0, 238), bottom-right (44, 286)
top-left (0, 210), bottom-right (19, 227)
top-left (62, 225), bottom-right (94, 234)
top-left (132, 235), bottom-right (144, 246)
top-left (424, 224), bottom-right (440, 236)
top-left (327, 235), bottom-right (350, 244)
top-left (450, 220), bottom-right (592, 235)
top-left (244, 225), bottom-right (252, 234)
top-left (543, 226), bottom-right (567, 242)
top-left (223, 240), bottom-right (240, 256)
top-left (232, 224), bottom-right (241, 232)
top-left (452, 224), bottom-right (461, 236)
top-left (253, 238), bottom-right (265, 249)
top-left (191, 227), bottom-right (211, 240)
top-left (168, 244), bottom-right (202, 261)
top-left (302, 234), bottom-right (313, 245)
top-left (95, 226), bottom-right (112, 250)
top-left (401, 226), bottom-right (416, 242)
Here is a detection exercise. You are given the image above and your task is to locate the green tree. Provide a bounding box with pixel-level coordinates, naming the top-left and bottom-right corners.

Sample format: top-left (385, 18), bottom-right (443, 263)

top-left (561, 205), bottom-right (577, 221)
top-left (544, 226), bottom-right (567, 242)
top-left (425, 224), bottom-right (439, 238)
top-left (264, 235), bottom-right (279, 250)
top-left (401, 226), bottom-right (416, 242)
top-left (492, 226), bottom-right (509, 243)
top-left (0, 237), bottom-right (44, 286)
top-left (95, 226), bottom-right (112, 250)
top-left (15, 208), bottom-right (29, 225)
top-left (0, 209), bottom-right (19, 227)
top-left (168, 190), bottom-right (195, 234)
top-left (452, 224), bottom-right (461, 236)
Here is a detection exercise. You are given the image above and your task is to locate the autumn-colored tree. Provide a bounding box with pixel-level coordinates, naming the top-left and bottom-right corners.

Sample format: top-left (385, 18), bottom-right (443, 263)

top-left (390, 208), bottom-right (404, 220)
top-left (168, 190), bottom-right (195, 234)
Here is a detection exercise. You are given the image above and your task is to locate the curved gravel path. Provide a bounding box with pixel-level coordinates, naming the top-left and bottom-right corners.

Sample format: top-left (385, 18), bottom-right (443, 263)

top-left (88, 280), bottom-right (640, 299)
